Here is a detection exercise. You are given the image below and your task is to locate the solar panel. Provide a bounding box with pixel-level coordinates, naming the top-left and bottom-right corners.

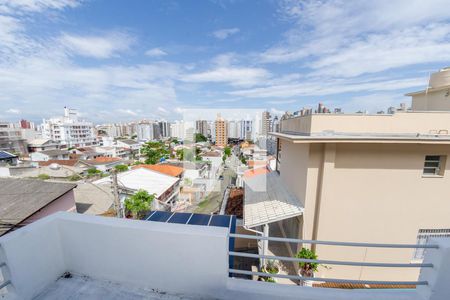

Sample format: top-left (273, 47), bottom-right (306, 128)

top-left (168, 212), bottom-right (192, 224)
top-left (187, 213), bottom-right (212, 226)
top-left (0, 151), bottom-right (15, 159)
top-left (148, 211), bottom-right (173, 222)
top-left (209, 215), bottom-right (232, 228)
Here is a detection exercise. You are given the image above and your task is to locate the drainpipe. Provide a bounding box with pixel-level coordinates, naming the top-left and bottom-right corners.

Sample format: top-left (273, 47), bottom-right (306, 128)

top-left (244, 225), bottom-right (265, 268)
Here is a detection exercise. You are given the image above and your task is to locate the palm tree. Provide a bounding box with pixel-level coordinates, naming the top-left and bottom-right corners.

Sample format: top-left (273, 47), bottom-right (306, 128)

top-left (124, 189), bottom-right (155, 219)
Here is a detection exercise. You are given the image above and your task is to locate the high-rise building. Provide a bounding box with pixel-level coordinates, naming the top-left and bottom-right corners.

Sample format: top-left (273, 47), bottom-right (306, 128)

top-left (158, 120), bottom-right (170, 138)
top-left (20, 119), bottom-right (32, 129)
top-left (261, 111), bottom-right (271, 136)
top-left (42, 107), bottom-right (96, 148)
top-left (137, 122), bottom-right (155, 141)
top-left (214, 115), bottom-right (227, 147)
top-left (195, 120), bottom-right (209, 137)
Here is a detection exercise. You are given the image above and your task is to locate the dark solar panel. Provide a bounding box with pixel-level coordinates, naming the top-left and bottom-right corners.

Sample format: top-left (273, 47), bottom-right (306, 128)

top-left (187, 213), bottom-right (212, 226)
top-left (167, 212), bottom-right (192, 224)
top-left (0, 152), bottom-right (15, 159)
top-left (209, 215), bottom-right (231, 228)
top-left (148, 211), bottom-right (173, 222)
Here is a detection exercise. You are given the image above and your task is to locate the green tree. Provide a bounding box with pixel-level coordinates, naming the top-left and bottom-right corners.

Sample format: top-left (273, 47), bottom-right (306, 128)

top-left (68, 174), bottom-right (81, 181)
top-left (176, 149), bottom-right (184, 161)
top-left (87, 168), bottom-right (101, 177)
top-left (141, 141), bottom-right (169, 164)
top-left (224, 146), bottom-right (232, 156)
top-left (195, 133), bottom-right (207, 143)
top-left (124, 189), bottom-right (155, 219)
top-left (114, 164), bottom-right (128, 172)
top-left (241, 157), bottom-right (247, 164)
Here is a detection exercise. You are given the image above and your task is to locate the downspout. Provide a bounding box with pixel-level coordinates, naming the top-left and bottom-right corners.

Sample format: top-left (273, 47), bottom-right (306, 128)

top-left (311, 144), bottom-right (325, 253)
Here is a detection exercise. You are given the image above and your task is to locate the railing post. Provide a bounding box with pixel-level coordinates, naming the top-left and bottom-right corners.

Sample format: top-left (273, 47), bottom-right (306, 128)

top-left (417, 238), bottom-right (450, 300)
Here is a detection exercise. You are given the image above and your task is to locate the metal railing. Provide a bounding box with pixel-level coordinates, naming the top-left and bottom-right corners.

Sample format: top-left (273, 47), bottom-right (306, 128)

top-left (228, 233), bottom-right (439, 286)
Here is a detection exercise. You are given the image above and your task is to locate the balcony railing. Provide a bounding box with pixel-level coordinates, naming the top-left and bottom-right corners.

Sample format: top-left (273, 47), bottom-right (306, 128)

top-left (0, 213), bottom-right (449, 300)
top-left (229, 233), bottom-right (437, 286)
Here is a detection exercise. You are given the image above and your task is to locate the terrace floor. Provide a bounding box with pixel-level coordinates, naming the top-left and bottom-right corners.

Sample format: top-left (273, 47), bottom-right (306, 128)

top-left (34, 274), bottom-right (204, 300)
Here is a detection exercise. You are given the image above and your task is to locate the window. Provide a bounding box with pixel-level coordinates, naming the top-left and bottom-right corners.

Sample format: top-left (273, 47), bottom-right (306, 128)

top-left (413, 229), bottom-right (450, 260)
top-left (423, 155), bottom-right (446, 176)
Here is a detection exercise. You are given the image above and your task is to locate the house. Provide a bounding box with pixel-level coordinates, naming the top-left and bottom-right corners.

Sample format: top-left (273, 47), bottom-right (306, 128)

top-left (201, 150), bottom-right (223, 179)
top-left (261, 68), bottom-right (450, 282)
top-left (27, 139), bottom-right (60, 153)
top-left (0, 150), bottom-right (18, 166)
top-left (93, 167), bottom-right (180, 211)
top-left (116, 139), bottom-right (141, 155)
top-left (132, 164), bottom-right (184, 178)
top-left (72, 147), bottom-right (103, 160)
top-left (30, 149), bottom-right (70, 161)
top-left (0, 178), bottom-right (77, 236)
top-left (79, 157), bottom-right (125, 172)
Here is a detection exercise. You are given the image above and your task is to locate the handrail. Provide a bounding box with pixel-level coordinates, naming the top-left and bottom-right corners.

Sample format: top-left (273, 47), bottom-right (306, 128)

top-left (0, 280), bottom-right (11, 290)
top-left (229, 251), bottom-right (433, 268)
top-left (229, 233), bottom-right (439, 249)
top-left (229, 269), bottom-right (428, 286)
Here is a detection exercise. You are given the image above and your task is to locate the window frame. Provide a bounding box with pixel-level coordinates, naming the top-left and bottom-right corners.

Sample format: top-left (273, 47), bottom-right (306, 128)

top-left (423, 155), bottom-right (446, 177)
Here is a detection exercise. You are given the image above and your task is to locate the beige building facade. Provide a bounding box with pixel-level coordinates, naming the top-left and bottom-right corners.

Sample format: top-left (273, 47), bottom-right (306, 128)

top-left (270, 68), bottom-right (450, 281)
top-left (215, 115), bottom-right (228, 147)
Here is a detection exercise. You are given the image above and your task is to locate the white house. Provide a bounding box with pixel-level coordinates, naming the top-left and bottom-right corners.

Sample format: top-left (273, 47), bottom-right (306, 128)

top-left (94, 168), bottom-right (181, 211)
top-left (30, 149), bottom-right (70, 162)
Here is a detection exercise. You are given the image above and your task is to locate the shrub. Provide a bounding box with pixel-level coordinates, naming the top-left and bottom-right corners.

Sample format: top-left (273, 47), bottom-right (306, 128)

top-left (68, 174), bottom-right (81, 181)
top-left (37, 174), bottom-right (50, 180)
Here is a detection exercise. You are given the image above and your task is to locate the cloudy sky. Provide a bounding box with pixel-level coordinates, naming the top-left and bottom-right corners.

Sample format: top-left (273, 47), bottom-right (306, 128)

top-left (1, 0), bottom-right (450, 124)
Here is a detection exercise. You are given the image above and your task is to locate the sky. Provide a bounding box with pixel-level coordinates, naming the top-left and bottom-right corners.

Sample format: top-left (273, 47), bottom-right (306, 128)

top-left (1, 0), bottom-right (450, 124)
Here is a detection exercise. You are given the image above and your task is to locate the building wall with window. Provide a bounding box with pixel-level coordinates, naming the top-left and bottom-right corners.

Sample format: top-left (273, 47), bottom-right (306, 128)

top-left (278, 140), bottom-right (450, 281)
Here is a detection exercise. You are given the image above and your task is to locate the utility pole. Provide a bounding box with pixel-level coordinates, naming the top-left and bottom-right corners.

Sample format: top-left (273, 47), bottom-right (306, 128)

top-left (111, 169), bottom-right (122, 218)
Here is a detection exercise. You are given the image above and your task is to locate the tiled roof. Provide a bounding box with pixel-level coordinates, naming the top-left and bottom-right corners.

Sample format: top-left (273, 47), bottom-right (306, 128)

top-left (38, 149), bottom-right (69, 156)
top-left (39, 159), bottom-right (79, 167)
top-left (243, 167), bottom-right (270, 178)
top-left (201, 151), bottom-right (221, 157)
top-left (0, 178), bottom-right (76, 236)
top-left (83, 157), bottom-right (122, 165)
top-left (133, 164), bottom-right (184, 177)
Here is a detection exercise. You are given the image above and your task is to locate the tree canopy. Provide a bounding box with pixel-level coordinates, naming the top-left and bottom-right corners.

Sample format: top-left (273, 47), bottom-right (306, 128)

top-left (114, 164), bottom-right (128, 172)
top-left (141, 141), bottom-right (170, 164)
top-left (195, 133), bottom-right (207, 143)
top-left (124, 189), bottom-right (155, 219)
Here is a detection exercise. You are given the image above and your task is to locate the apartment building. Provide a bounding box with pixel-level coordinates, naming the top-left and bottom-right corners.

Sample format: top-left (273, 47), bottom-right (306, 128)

top-left (215, 114), bottom-right (228, 147)
top-left (42, 108), bottom-right (96, 148)
top-left (264, 68), bottom-right (450, 281)
top-left (261, 111), bottom-right (271, 136)
top-left (0, 122), bottom-right (27, 154)
top-left (196, 120), bottom-right (209, 137)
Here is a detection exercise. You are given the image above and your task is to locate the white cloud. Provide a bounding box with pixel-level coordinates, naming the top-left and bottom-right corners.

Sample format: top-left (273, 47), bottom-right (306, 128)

top-left (145, 48), bottom-right (167, 57)
top-left (183, 66), bottom-right (270, 87)
top-left (212, 27), bottom-right (240, 40)
top-left (0, 0), bottom-right (81, 14)
top-left (261, 0), bottom-right (450, 78)
top-left (6, 108), bottom-right (20, 114)
top-left (230, 76), bottom-right (427, 98)
top-left (116, 109), bottom-right (138, 116)
top-left (59, 32), bottom-right (134, 59)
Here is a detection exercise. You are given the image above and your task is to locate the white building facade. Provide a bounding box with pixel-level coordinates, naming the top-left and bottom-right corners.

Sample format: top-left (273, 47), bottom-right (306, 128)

top-left (42, 108), bottom-right (96, 148)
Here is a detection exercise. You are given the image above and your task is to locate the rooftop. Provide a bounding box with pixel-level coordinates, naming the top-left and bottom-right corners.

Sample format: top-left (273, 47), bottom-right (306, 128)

top-left (37, 149), bottom-right (70, 156)
top-left (39, 159), bottom-right (79, 167)
top-left (133, 164), bottom-right (184, 177)
top-left (94, 168), bottom-right (179, 198)
top-left (0, 178), bottom-right (76, 236)
top-left (83, 157), bottom-right (122, 165)
top-left (118, 139), bottom-right (140, 145)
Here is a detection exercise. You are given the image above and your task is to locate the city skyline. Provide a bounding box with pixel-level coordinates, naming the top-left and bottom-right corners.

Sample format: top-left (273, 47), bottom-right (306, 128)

top-left (2, 1), bottom-right (450, 123)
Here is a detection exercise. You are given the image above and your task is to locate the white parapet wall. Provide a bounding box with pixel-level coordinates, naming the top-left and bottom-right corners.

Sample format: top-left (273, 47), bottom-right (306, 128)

top-left (0, 212), bottom-right (447, 300)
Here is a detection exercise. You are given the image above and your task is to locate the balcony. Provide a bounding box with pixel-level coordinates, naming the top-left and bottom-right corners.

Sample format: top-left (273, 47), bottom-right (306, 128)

top-left (0, 212), bottom-right (449, 300)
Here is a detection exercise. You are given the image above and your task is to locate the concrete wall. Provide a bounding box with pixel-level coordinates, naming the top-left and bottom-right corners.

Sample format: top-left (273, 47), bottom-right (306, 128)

top-left (0, 213), bottom-right (439, 300)
top-left (25, 190), bottom-right (76, 223)
top-left (412, 90), bottom-right (450, 112)
top-left (279, 140), bottom-right (450, 281)
top-left (280, 112), bottom-right (450, 135)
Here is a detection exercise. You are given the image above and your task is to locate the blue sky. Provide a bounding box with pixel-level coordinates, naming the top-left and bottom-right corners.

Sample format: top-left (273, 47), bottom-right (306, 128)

top-left (1, 0), bottom-right (450, 123)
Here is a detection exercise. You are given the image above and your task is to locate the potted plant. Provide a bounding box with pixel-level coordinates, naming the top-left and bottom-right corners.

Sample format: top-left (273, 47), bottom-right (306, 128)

top-left (261, 259), bottom-right (280, 283)
top-left (296, 248), bottom-right (319, 286)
